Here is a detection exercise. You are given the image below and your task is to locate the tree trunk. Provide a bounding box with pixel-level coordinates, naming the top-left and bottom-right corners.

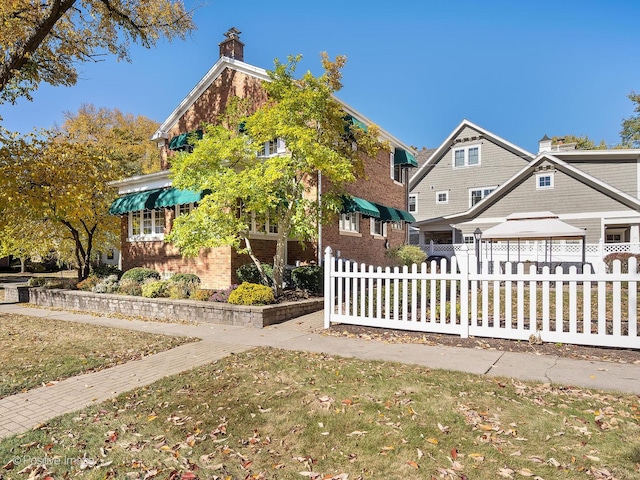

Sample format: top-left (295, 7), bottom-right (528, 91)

top-left (20, 257), bottom-right (26, 273)
top-left (272, 233), bottom-right (287, 298)
top-left (242, 236), bottom-right (271, 286)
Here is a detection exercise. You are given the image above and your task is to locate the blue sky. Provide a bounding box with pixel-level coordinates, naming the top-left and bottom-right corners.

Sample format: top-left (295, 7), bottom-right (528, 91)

top-left (1, 0), bottom-right (639, 153)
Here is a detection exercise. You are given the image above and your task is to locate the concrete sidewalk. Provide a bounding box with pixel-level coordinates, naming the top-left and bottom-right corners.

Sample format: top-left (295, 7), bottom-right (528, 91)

top-left (0, 302), bottom-right (638, 440)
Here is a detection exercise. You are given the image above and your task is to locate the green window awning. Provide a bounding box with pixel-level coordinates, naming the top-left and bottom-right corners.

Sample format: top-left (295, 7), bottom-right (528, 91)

top-left (155, 188), bottom-right (206, 208)
top-left (168, 130), bottom-right (203, 151)
top-left (394, 148), bottom-right (418, 167)
top-left (396, 208), bottom-right (415, 222)
top-left (344, 114), bottom-right (368, 133)
top-left (109, 189), bottom-right (163, 215)
top-left (341, 196), bottom-right (379, 218)
top-left (374, 203), bottom-right (402, 222)
top-left (109, 188), bottom-right (207, 215)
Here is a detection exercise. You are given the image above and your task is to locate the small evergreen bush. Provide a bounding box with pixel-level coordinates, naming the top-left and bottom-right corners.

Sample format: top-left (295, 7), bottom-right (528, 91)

top-left (227, 282), bottom-right (275, 305)
top-left (167, 273), bottom-right (201, 299)
top-left (93, 275), bottom-right (120, 294)
top-left (292, 265), bottom-right (323, 295)
top-left (120, 267), bottom-right (160, 283)
top-left (92, 264), bottom-right (122, 279)
top-left (117, 278), bottom-right (142, 296)
top-left (236, 263), bottom-right (273, 286)
top-left (27, 277), bottom-right (47, 287)
top-left (141, 280), bottom-right (170, 298)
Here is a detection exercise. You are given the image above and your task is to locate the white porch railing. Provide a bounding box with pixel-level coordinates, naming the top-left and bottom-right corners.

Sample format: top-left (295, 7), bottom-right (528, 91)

top-left (323, 247), bottom-right (640, 349)
top-left (419, 240), bottom-right (640, 273)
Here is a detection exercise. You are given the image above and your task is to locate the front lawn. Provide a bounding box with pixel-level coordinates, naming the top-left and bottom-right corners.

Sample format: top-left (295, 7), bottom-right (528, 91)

top-left (0, 313), bottom-right (196, 398)
top-left (1, 348), bottom-right (638, 479)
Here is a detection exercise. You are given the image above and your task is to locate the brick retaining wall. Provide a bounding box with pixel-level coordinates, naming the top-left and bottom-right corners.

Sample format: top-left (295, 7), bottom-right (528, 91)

top-left (3, 286), bottom-right (323, 328)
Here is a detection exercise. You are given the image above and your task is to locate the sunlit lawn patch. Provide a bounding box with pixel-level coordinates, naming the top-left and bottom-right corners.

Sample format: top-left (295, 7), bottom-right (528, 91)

top-left (1, 348), bottom-right (638, 479)
top-left (0, 313), bottom-right (196, 398)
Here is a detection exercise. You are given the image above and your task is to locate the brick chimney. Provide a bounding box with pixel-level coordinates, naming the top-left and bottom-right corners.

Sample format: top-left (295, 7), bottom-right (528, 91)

top-left (219, 27), bottom-right (244, 61)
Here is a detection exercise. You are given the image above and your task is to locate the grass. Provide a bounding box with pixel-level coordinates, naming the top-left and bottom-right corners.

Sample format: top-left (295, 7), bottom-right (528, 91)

top-left (1, 348), bottom-right (638, 479)
top-left (0, 313), bottom-right (196, 398)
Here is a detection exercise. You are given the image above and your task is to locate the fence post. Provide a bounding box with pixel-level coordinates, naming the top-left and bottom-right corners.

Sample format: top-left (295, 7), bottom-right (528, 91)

top-left (458, 244), bottom-right (470, 338)
top-left (323, 246), bottom-right (333, 329)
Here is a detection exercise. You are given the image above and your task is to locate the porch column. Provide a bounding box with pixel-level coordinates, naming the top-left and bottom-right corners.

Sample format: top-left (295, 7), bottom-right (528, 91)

top-left (630, 224), bottom-right (640, 244)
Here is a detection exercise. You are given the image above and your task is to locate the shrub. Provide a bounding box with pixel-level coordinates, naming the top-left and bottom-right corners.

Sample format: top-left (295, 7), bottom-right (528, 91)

top-left (77, 276), bottom-right (100, 291)
top-left (94, 275), bottom-right (120, 294)
top-left (236, 263), bottom-right (273, 286)
top-left (167, 273), bottom-right (201, 299)
top-left (191, 288), bottom-right (215, 301)
top-left (120, 267), bottom-right (160, 284)
top-left (27, 277), bottom-right (47, 287)
top-left (92, 264), bottom-right (122, 279)
top-left (603, 253), bottom-right (640, 273)
top-left (209, 284), bottom-right (239, 302)
top-left (170, 273), bottom-right (201, 285)
top-left (118, 278), bottom-right (142, 296)
top-left (141, 280), bottom-right (170, 298)
top-left (227, 282), bottom-right (275, 305)
top-left (292, 265), bottom-right (323, 295)
top-left (386, 245), bottom-right (427, 266)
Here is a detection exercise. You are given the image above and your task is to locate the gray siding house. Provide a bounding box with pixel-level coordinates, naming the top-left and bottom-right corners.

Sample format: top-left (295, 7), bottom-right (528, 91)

top-left (409, 119), bottom-right (640, 256)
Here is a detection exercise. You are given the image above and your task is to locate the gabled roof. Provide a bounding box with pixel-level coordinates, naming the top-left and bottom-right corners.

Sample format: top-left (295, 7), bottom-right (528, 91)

top-left (151, 55), bottom-right (417, 154)
top-left (409, 119), bottom-right (534, 189)
top-left (412, 152), bottom-right (640, 226)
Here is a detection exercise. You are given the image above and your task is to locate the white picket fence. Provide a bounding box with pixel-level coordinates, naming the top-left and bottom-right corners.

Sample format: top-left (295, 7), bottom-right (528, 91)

top-left (323, 247), bottom-right (640, 349)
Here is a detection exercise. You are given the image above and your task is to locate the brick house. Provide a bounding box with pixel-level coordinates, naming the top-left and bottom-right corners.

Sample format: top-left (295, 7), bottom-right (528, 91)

top-left (110, 29), bottom-right (417, 289)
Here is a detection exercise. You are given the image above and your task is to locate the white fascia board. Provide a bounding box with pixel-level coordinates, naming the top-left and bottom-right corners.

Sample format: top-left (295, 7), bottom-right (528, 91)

top-left (409, 119), bottom-right (534, 188)
top-left (109, 171), bottom-right (172, 194)
top-left (151, 56), bottom-right (270, 141)
top-left (552, 149), bottom-right (640, 161)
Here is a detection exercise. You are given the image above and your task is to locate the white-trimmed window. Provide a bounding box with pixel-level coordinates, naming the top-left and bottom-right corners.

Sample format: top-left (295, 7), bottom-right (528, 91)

top-left (258, 138), bottom-right (285, 157)
top-left (391, 221), bottom-right (404, 231)
top-left (469, 186), bottom-right (496, 207)
top-left (339, 212), bottom-right (360, 233)
top-left (176, 203), bottom-right (195, 216)
top-left (390, 151), bottom-right (405, 183)
top-left (463, 235), bottom-right (475, 244)
top-left (453, 145), bottom-right (481, 168)
top-left (250, 213), bottom-right (278, 235)
top-left (128, 209), bottom-right (165, 240)
top-left (408, 194), bottom-right (417, 213)
top-left (536, 173), bottom-right (554, 189)
top-left (370, 219), bottom-right (387, 237)
top-left (436, 191), bottom-right (449, 204)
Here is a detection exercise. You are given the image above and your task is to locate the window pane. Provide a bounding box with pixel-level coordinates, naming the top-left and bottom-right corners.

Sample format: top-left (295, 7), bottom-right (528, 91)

top-left (454, 149), bottom-right (465, 167)
top-left (468, 147), bottom-right (479, 165)
top-left (143, 210), bottom-right (153, 235)
top-left (131, 211), bottom-right (141, 236)
top-left (154, 209), bottom-right (165, 234)
top-left (471, 190), bottom-right (482, 206)
top-left (409, 196), bottom-right (417, 212)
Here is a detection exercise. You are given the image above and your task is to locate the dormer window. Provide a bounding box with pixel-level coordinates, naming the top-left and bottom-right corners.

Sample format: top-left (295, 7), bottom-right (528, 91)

top-left (453, 145), bottom-right (481, 168)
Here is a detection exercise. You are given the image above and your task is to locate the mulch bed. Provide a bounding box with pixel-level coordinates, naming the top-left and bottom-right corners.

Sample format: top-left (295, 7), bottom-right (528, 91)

top-left (324, 324), bottom-right (640, 365)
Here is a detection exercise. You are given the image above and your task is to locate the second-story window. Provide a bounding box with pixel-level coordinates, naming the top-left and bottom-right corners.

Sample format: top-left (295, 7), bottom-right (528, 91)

top-left (453, 145), bottom-right (481, 168)
top-left (536, 173), bottom-right (554, 189)
top-left (408, 194), bottom-right (417, 213)
top-left (436, 191), bottom-right (449, 204)
top-left (469, 186), bottom-right (496, 207)
top-left (258, 138), bottom-right (283, 157)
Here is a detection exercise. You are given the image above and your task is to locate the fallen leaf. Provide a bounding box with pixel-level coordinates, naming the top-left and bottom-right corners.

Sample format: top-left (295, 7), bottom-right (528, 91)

top-left (407, 461), bottom-right (419, 469)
